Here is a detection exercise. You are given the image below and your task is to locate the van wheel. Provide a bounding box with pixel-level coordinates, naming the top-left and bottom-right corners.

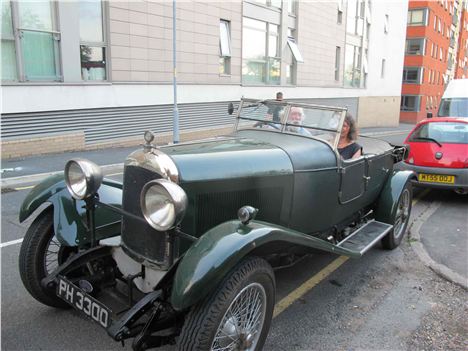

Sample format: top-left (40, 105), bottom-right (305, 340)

top-left (178, 256), bottom-right (275, 351)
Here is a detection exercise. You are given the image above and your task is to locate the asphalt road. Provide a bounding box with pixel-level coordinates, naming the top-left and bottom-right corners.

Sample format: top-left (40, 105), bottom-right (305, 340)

top-left (1, 131), bottom-right (466, 350)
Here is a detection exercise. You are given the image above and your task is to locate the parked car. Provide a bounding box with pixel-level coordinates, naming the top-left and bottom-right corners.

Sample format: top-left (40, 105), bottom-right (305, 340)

top-left (398, 117), bottom-right (468, 194)
top-left (436, 78), bottom-right (468, 118)
top-left (19, 99), bottom-right (415, 351)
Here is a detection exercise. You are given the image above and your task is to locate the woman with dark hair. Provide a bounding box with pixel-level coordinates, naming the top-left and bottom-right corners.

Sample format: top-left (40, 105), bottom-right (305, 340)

top-left (338, 113), bottom-right (362, 160)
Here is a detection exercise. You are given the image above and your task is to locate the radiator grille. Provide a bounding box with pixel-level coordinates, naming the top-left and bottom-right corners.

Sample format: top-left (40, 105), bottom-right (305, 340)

top-left (121, 165), bottom-right (167, 265)
top-left (195, 187), bottom-right (283, 235)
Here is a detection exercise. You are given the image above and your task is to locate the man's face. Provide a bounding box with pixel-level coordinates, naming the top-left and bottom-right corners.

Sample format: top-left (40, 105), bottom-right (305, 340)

top-left (289, 108), bottom-right (303, 125)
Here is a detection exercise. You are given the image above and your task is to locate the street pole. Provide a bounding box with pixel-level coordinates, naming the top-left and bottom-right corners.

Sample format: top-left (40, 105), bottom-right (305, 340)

top-left (172, 0), bottom-right (180, 144)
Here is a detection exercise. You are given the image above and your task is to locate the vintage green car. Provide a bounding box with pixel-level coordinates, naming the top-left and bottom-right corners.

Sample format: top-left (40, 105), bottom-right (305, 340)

top-left (19, 99), bottom-right (414, 351)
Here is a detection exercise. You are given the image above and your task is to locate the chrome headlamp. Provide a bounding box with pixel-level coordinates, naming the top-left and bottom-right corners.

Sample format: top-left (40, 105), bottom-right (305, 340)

top-left (140, 179), bottom-right (187, 231)
top-left (64, 159), bottom-right (103, 200)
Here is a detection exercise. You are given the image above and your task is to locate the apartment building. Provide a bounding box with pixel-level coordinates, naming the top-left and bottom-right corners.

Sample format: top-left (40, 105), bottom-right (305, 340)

top-left (400, 0), bottom-right (468, 123)
top-left (455, 1), bottom-right (468, 77)
top-left (1, 1), bottom-right (408, 158)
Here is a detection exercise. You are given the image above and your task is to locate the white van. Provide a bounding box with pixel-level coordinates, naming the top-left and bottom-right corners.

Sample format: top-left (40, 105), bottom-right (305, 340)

top-left (437, 79), bottom-right (468, 118)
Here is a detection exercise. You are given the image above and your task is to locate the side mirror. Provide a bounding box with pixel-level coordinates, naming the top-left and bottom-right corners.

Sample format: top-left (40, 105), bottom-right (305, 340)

top-left (228, 102), bottom-right (234, 115)
top-left (426, 112), bottom-right (433, 118)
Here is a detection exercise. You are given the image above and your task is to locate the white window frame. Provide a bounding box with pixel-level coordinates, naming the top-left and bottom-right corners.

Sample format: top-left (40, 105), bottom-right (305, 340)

top-left (3, 1), bottom-right (62, 82)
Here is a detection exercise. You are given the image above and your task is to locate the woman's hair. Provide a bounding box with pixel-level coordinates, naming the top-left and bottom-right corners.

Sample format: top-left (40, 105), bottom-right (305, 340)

top-left (344, 113), bottom-right (358, 141)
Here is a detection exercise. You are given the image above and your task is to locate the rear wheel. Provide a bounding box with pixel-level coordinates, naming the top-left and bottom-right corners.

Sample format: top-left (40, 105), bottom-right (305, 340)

top-left (178, 256), bottom-right (275, 351)
top-left (382, 182), bottom-right (412, 250)
top-left (19, 208), bottom-right (74, 308)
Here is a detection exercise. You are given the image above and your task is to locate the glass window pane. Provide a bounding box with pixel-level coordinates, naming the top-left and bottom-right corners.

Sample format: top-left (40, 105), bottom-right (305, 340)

top-left (268, 34), bottom-right (278, 57)
top-left (268, 58), bottom-right (280, 84)
top-left (288, 0), bottom-right (296, 14)
top-left (80, 0), bottom-right (103, 42)
top-left (344, 44), bottom-right (354, 87)
top-left (81, 45), bottom-right (106, 81)
top-left (410, 10), bottom-right (423, 24)
top-left (243, 27), bottom-right (266, 60)
top-left (243, 17), bottom-right (266, 31)
top-left (219, 21), bottom-right (231, 57)
top-left (242, 60), bottom-right (266, 83)
top-left (287, 38), bottom-right (304, 62)
top-left (2, 1), bottom-right (14, 38)
top-left (346, 0), bottom-right (357, 33)
top-left (271, 0), bottom-right (282, 8)
top-left (21, 30), bottom-right (58, 80)
top-left (1, 39), bottom-right (17, 80)
top-left (18, 1), bottom-right (53, 31)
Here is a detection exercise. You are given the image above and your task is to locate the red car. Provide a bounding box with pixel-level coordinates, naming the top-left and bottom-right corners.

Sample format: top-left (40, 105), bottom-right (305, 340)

top-left (399, 117), bottom-right (468, 194)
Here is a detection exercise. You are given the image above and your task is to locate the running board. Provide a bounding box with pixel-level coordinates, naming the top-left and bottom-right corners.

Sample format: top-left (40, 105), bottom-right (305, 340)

top-left (337, 220), bottom-right (393, 257)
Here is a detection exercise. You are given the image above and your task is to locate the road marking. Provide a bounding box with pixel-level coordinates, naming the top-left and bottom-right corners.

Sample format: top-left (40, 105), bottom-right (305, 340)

top-left (14, 185), bottom-right (35, 191)
top-left (273, 255), bottom-right (349, 318)
top-left (0, 238), bottom-right (23, 248)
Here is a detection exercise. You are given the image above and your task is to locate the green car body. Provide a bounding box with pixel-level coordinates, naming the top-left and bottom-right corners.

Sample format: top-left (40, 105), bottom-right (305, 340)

top-left (19, 99), bottom-right (414, 350)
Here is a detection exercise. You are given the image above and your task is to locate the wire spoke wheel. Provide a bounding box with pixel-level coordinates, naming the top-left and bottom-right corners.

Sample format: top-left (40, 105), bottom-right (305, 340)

top-left (381, 182), bottom-right (413, 250)
top-left (393, 188), bottom-right (410, 240)
top-left (212, 283), bottom-right (267, 351)
top-left (178, 257), bottom-right (275, 351)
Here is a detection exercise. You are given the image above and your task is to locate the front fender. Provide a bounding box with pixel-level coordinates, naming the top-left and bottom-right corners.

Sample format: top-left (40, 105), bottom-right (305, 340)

top-left (19, 174), bottom-right (122, 246)
top-left (374, 170), bottom-right (416, 224)
top-left (171, 220), bottom-right (357, 311)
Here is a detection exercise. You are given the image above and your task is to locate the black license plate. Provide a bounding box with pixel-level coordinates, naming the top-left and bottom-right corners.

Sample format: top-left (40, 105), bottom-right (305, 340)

top-left (57, 276), bottom-right (112, 328)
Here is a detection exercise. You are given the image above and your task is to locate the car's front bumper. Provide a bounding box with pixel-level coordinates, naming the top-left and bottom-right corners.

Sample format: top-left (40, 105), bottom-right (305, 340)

top-left (395, 162), bottom-right (468, 191)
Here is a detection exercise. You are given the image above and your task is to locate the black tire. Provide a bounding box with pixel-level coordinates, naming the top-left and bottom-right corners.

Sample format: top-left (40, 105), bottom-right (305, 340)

top-left (381, 182), bottom-right (413, 250)
top-left (178, 256), bottom-right (275, 351)
top-left (19, 208), bottom-right (71, 308)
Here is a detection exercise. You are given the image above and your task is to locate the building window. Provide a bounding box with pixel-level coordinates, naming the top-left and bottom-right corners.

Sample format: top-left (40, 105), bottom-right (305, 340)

top-left (407, 8), bottom-right (428, 26)
top-left (242, 17), bottom-right (281, 85)
top-left (344, 44), bottom-right (361, 87)
top-left (346, 0), bottom-right (365, 36)
top-left (405, 38), bottom-right (425, 55)
top-left (1, 0), bottom-right (17, 80)
top-left (219, 20), bottom-right (231, 75)
top-left (434, 15), bottom-right (437, 30)
top-left (381, 58), bottom-right (385, 78)
top-left (284, 32), bottom-right (303, 85)
top-left (79, 0), bottom-right (106, 81)
top-left (401, 95), bottom-right (421, 112)
top-left (254, 0), bottom-right (283, 9)
top-left (287, 0), bottom-right (296, 14)
top-left (337, 1), bottom-right (343, 24)
top-left (403, 67), bottom-right (424, 84)
top-left (335, 46), bottom-right (341, 81)
top-left (1, 1), bottom-right (61, 82)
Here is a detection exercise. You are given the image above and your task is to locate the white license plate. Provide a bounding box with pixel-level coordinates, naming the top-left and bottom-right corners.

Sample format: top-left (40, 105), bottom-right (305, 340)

top-left (57, 276), bottom-right (111, 328)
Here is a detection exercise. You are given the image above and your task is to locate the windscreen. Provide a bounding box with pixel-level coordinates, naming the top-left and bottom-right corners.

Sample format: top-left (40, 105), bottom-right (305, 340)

top-left (438, 98), bottom-right (468, 117)
top-left (236, 100), bottom-right (345, 148)
top-left (408, 122), bottom-right (468, 144)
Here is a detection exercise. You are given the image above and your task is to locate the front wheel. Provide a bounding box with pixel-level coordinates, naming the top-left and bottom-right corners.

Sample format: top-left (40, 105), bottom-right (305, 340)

top-left (19, 208), bottom-right (74, 308)
top-left (381, 182), bottom-right (412, 250)
top-left (178, 256), bottom-right (275, 351)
